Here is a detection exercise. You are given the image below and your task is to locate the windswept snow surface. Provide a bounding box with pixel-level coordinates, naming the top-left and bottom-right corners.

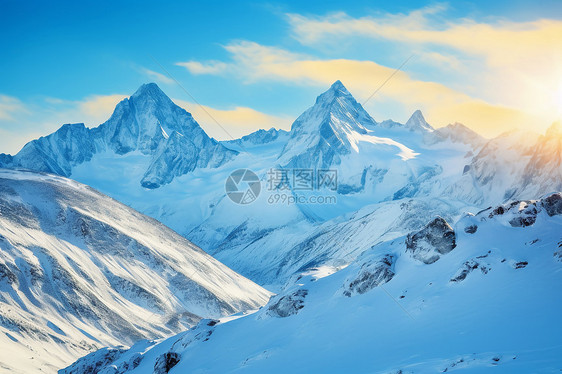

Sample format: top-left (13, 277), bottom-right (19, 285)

top-left (0, 169), bottom-right (270, 373)
top-left (66, 193), bottom-right (562, 373)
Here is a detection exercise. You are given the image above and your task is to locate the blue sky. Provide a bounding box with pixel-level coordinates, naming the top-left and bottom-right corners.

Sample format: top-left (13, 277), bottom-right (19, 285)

top-left (1, 0), bottom-right (561, 153)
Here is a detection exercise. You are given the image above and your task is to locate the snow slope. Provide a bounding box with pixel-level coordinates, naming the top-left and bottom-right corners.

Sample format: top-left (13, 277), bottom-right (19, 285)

top-left (65, 193), bottom-right (562, 373)
top-left (0, 169), bottom-right (270, 373)
top-left (198, 197), bottom-right (474, 286)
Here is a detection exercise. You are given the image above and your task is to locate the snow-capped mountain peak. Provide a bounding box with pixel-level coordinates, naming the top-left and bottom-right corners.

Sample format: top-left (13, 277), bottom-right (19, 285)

top-left (131, 82), bottom-right (169, 99)
top-left (278, 81), bottom-right (381, 168)
top-left (0, 83), bottom-right (237, 188)
top-left (404, 109), bottom-right (434, 132)
top-left (430, 122), bottom-right (486, 148)
top-left (314, 80), bottom-right (354, 104)
top-left (95, 82), bottom-right (205, 155)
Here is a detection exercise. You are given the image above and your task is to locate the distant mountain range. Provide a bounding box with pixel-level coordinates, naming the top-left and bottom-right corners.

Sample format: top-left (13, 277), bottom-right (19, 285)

top-left (3, 81), bottom-right (559, 204)
top-left (2, 81), bottom-right (561, 285)
top-left (1, 81), bottom-right (562, 373)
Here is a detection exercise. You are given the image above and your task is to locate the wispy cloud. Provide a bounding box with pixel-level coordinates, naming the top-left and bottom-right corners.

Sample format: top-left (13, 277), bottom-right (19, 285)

top-left (0, 95), bottom-right (27, 121)
top-left (175, 40), bottom-right (541, 137)
top-left (175, 61), bottom-right (229, 75)
top-left (141, 68), bottom-right (175, 84)
top-left (174, 98), bottom-right (292, 140)
top-left (286, 8), bottom-right (562, 121)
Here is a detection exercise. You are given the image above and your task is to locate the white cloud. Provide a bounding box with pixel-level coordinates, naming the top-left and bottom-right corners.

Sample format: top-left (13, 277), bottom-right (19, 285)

top-left (142, 68), bottom-right (175, 84)
top-left (0, 95), bottom-right (27, 121)
top-left (174, 99), bottom-right (292, 140)
top-left (175, 61), bottom-right (229, 75)
top-left (286, 8), bottom-right (562, 121)
top-left (174, 40), bottom-right (545, 137)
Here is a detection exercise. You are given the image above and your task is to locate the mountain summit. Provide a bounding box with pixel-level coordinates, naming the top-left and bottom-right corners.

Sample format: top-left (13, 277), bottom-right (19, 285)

top-left (405, 109), bottom-right (433, 132)
top-left (93, 82), bottom-right (193, 155)
top-left (279, 80), bottom-right (379, 169)
top-left (0, 83), bottom-right (237, 188)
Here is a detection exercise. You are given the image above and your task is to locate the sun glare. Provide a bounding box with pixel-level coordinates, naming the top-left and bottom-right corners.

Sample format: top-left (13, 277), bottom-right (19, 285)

top-left (557, 84), bottom-right (562, 116)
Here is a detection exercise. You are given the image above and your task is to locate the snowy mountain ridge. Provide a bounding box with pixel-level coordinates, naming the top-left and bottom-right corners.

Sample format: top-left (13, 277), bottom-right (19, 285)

top-left (2, 81), bottom-right (561, 287)
top-left (0, 169), bottom-right (270, 373)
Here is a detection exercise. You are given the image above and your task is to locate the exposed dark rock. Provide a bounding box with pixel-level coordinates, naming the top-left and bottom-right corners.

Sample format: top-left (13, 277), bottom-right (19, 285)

top-left (60, 347), bottom-right (128, 374)
top-left (0, 262), bottom-right (18, 285)
top-left (154, 352), bottom-right (180, 374)
top-left (119, 353), bottom-right (143, 372)
top-left (267, 289), bottom-right (308, 318)
top-left (489, 206), bottom-right (505, 217)
top-left (343, 254), bottom-right (396, 297)
top-left (486, 200), bottom-right (538, 227)
top-left (541, 193), bottom-right (562, 216)
top-left (508, 203), bottom-right (538, 227)
top-left (406, 217), bottom-right (456, 264)
top-left (464, 225), bottom-right (478, 234)
top-left (513, 261), bottom-right (528, 269)
top-left (450, 260), bottom-right (489, 282)
top-left (484, 194), bottom-right (562, 229)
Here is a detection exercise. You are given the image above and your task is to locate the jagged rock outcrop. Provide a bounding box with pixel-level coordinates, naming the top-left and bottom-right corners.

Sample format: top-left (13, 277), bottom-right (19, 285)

top-left (450, 259), bottom-right (490, 283)
top-left (267, 289), bottom-right (308, 318)
top-left (406, 217), bottom-right (456, 264)
top-left (59, 347), bottom-right (129, 374)
top-left (483, 193), bottom-right (562, 228)
top-left (154, 352), bottom-right (180, 374)
top-left (343, 254), bottom-right (396, 296)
